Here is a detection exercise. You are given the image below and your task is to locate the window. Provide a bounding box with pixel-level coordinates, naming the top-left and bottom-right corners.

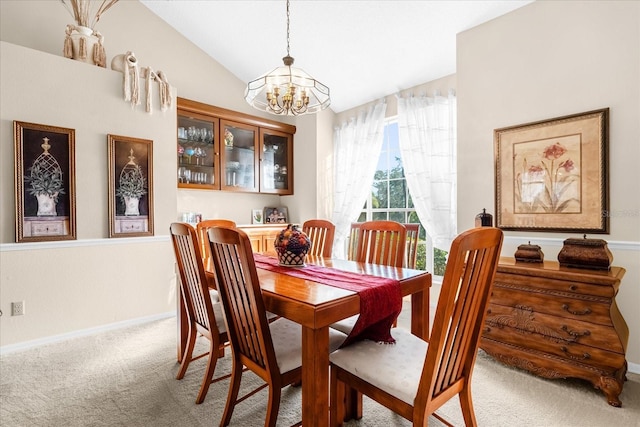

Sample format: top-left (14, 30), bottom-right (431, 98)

top-left (357, 119), bottom-right (448, 276)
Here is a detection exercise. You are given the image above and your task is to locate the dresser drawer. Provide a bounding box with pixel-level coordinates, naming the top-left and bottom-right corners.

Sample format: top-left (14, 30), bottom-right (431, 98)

top-left (490, 286), bottom-right (613, 326)
top-left (495, 272), bottom-right (615, 298)
top-left (485, 304), bottom-right (625, 352)
top-left (480, 337), bottom-right (623, 380)
top-left (483, 324), bottom-right (626, 371)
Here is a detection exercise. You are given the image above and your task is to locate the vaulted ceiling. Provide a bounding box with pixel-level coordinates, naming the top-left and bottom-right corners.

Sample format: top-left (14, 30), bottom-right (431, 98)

top-left (141, 0), bottom-right (533, 113)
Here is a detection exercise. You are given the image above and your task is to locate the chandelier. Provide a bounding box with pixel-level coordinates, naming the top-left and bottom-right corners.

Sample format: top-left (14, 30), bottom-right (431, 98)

top-left (244, 0), bottom-right (330, 116)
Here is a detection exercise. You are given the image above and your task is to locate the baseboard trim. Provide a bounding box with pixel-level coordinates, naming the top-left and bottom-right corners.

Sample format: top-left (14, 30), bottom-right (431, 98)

top-left (0, 311), bottom-right (175, 356)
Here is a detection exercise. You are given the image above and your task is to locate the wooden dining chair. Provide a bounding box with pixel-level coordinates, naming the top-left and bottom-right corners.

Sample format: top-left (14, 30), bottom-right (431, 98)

top-left (302, 219), bottom-right (336, 257)
top-left (169, 222), bottom-right (230, 404)
top-left (207, 226), bottom-right (346, 427)
top-left (329, 227), bottom-right (504, 427)
top-left (355, 220), bottom-right (407, 267)
top-left (196, 219), bottom-right (236, 260)
top-left (332, 220), bottom-right (407, 334)
top-left (403, 223), bottom-right (420, 269)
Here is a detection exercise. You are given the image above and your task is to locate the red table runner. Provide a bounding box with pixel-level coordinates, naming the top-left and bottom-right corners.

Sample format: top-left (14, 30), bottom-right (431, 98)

top-left (253, 254), bottom-right (402, 347)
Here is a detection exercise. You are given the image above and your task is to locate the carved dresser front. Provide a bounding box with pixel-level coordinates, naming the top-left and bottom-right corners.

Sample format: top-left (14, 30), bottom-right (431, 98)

top-left (480, 258), bottom-right (628, 407)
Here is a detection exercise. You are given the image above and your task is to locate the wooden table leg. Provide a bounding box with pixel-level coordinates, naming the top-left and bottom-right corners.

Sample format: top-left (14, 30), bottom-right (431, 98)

top-left (411, 276), bottom-right (431, 340)
top-left (302, 325), bottom-right (330, 426)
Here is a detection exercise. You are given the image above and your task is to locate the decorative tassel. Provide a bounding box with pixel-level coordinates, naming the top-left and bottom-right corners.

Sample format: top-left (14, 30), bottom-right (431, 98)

top-left (78, 37), bottom-right (87, 60)
top-left (63, 25), bottom-right (74, 59)
top-left (123, 55), bottom-right (131, 102)
top-left (157, 71), bottom-right (172, 112)
top-left (92, 32), bottom-right (106, 68)
top-left (128, 53), bottom-right (140, 107)
top-left (144, 66), bottom-right (155, 113)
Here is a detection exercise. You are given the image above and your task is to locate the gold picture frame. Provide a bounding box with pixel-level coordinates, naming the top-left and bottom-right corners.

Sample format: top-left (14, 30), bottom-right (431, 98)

top-left (108, 134), bottom-right (154, 238)
top-left (494, 108), bottom-right (609, 233)
top-left (14, 121), bottom-right (76, 242)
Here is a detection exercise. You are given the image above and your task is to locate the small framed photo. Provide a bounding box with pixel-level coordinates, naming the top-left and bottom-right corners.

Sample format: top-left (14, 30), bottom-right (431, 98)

top-left (14, 121), bottom-right (76, 242)
top-left (264, 206), bottom-right (288, 224)
top-left (108, 134), bottom-right (154, 238)
top-left (252, 208), bottom-right (263, 224)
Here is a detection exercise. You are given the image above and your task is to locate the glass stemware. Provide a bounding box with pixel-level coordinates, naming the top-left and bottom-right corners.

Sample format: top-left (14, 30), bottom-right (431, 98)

top-left (184, 146), bottom-right (195, 164)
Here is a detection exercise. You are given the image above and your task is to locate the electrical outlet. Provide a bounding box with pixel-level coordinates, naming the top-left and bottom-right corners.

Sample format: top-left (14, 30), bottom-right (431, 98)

top-left (11, 301), bottom-right (25, 316)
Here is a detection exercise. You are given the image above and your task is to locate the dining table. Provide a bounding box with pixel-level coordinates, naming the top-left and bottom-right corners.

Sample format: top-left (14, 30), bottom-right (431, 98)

top-left (177, 254), bottom-right (431, 427)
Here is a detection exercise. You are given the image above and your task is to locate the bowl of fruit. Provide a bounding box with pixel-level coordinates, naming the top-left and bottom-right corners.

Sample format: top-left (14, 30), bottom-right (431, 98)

top-left (274, 224), bottom-right (311, 267)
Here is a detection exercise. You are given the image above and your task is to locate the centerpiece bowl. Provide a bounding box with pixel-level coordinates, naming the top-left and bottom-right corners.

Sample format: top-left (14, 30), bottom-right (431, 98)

top-left (274, 224), bottom-right (311, 267)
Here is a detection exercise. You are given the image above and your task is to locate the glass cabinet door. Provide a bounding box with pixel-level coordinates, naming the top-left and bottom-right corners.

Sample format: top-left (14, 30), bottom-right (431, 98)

top-left (177, 112), bottom-right (219, 189)
top-left (260, 129), bottom-right (293, 194)
top-left (220, 120), bottom-right (259, 192)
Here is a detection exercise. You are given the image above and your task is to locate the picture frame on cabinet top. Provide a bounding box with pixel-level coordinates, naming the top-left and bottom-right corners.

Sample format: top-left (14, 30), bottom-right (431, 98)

top-left (264, 206), bottom-right (288, 224)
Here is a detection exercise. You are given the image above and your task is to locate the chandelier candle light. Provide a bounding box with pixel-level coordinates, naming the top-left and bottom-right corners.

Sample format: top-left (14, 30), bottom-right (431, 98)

top-left (244, 0), bottom-right (330, 116)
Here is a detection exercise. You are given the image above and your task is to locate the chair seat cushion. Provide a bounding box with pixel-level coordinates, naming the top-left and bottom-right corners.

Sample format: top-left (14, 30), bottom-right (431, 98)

top-left (271, 318), bottom-right (347, 374)
top-left (212, 302), bottom-right (227, 334)
top-left (329, 327), bottom-right (427, 405)
top-left (329, 314), bottom-right (358, 335)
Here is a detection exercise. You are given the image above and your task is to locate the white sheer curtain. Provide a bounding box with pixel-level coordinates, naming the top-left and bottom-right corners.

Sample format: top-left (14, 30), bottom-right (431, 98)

top-left (331, 102), bottom-right (387, 259)
top-left (397, 90), bottom-right (457, 251)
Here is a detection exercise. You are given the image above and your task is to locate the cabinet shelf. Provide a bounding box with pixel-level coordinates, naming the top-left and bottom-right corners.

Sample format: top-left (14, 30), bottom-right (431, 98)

top-left (177, 97), bottom-right (295, 194)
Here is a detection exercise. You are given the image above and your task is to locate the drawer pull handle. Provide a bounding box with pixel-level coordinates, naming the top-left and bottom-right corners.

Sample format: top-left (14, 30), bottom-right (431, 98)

top-left (562, 304), bottom-right (591, 316)
top-left (560, 346), bottom-right (591, 361)
top-left (560, 325), bottom-right (591, 340)
top-left (569, 285), bottom-right (577, 291)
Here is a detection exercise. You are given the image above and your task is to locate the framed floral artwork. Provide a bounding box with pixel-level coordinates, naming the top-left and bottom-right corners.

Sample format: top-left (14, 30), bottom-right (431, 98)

top-left (14, 121), bottom-right (76, 242)
top-left (108, 134), bottom-right (154, 238)
top-left (494, 108), bottom-right (609, 233)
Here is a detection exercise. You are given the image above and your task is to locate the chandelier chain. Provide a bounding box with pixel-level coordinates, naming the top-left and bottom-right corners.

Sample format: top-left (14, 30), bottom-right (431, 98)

top-left (286, 0), bottom-right (291, 57)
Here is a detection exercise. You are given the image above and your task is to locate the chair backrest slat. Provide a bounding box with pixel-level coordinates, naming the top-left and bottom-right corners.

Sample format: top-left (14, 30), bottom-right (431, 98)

top-left (347, 223), bottom-right (361, 261)
top-left (403, 223), bottom-right (420, 269)
top-left (416, 227), bottom-right (503, 413)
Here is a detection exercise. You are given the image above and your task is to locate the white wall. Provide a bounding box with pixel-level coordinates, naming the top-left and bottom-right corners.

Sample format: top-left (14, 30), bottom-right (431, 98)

top-left (457, 1), bottom-right (640, 366)
top-left (0, 0), bottom-right (321, 349)
top-left (0, 41), bottom-right (178, 346)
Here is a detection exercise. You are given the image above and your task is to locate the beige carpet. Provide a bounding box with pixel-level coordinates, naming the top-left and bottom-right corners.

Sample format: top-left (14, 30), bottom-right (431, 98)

top-left (1, 314), bottom-right (639, 427)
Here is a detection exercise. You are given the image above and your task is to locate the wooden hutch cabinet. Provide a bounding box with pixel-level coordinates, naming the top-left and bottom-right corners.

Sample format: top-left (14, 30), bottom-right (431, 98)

top-left (238, 224), bottom-right (290, 256)
top-left (481, 258), bottom-right (629, 407)
top-left (177, 98), bottom-right (295, 194)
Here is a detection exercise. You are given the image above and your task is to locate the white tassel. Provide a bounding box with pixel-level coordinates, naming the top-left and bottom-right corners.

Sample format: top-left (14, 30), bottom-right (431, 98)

top-left (157, 71), bottom-right (172, 112)
top-left (92, 32), bottom-right (106, 67)
top-left (125, 52), bottom-right (140, 107)
top-left (145, 66), bottom-right (156, 113)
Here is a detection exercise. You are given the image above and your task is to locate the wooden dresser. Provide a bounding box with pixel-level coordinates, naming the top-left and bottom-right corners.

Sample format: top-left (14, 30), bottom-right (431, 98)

top-left (480, 258), bottom-right (628, 407)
